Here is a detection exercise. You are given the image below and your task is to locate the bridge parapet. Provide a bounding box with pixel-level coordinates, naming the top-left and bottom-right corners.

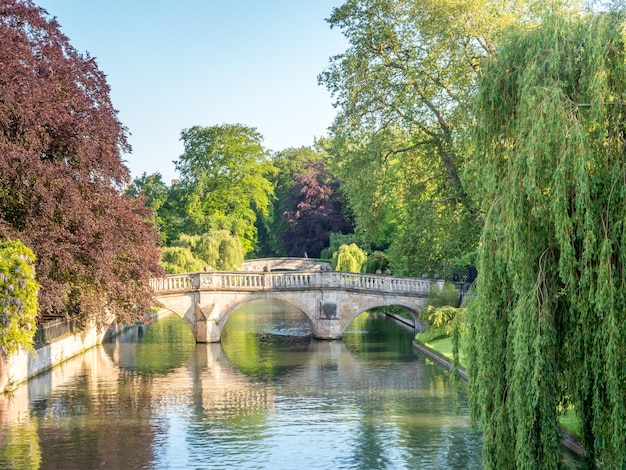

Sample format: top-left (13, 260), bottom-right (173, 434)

top-left (150, 271), bottom-right (441, 297)
top-left (150, 274), bottom-right (194, 292)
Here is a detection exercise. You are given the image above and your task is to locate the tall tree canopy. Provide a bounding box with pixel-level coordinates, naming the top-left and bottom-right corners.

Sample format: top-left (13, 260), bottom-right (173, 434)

top-left (469, 9), bottom-right (626, 469)
top-left (126, 172), bottom-right (170, 241)
top-left (256, 146), bottom-right (326, 256)
top-left (0, 0), bottom-right (163, 324)
top-left (126, 172), bottom-right (169, 219)
top-left (175, 124), bottom-right (275, 254)
top-left (319, 0), bottom-right (556, 275)
top-left (280, 160), bottom-right (353, 258)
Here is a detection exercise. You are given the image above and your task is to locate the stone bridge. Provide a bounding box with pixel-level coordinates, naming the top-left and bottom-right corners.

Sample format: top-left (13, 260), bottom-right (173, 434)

top-left (150, 270), bottom-right (443, 343)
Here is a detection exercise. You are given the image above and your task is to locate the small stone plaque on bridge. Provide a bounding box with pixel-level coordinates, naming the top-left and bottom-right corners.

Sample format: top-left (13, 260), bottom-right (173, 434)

top-left (322, 302), bottom-right (337, 319)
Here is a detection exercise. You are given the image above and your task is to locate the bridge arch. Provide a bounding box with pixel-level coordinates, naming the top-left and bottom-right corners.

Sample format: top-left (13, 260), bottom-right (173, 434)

top-left (340, 301), bottom-right (420, 333)
top-left (217, 297), bottom-right (316, 337)
top-left (155, 305), bottom-right (197, 339)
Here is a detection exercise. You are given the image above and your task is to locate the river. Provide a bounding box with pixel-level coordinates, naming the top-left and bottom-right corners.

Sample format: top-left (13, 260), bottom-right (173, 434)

top-left (0, 300), bottom-right (485, 469)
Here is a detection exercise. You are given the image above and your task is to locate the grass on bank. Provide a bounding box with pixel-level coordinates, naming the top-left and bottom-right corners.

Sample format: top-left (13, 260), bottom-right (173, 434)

top-left (414, 331), bottom-right (581, 439)
top-left (415, 331), bottom-right (467, 370)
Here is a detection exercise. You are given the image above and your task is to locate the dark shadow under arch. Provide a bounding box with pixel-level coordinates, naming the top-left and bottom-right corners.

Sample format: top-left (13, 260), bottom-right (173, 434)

top-left (342, 302), bottom-right (420, 337)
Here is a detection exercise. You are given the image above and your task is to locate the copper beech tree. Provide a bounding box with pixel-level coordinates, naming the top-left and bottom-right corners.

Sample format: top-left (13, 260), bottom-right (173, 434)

top-left (281, 160), bottom-right (353, 258)
top-left (0, 0), bottom-right (163, 326)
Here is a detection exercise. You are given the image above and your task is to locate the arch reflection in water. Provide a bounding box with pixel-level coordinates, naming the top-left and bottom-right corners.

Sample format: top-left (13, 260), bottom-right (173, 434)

top-left (0, 304), bottom-right (483, 469)
top-left (220, 299), bottom-right (313, 381)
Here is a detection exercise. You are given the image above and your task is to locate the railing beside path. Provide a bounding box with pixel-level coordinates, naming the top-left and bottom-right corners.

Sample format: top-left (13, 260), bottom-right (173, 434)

top-left (150, 271), bottom-right (439, 297)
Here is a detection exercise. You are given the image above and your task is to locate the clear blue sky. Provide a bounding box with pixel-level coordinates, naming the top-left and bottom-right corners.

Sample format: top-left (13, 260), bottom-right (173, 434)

top-left (35, 1), bottom-right (347, 184)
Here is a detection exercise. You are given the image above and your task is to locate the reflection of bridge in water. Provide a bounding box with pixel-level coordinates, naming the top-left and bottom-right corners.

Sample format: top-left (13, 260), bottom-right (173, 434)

top-left (150, 261), bottom-right (443, 342)
top-left (0, 320), bottom-right (435, 442)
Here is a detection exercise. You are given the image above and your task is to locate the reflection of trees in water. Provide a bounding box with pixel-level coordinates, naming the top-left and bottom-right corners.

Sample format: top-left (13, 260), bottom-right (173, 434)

top-left (221, 329), bottom-right (314, 382)
top-left (28, 313), bottom-right (196, 468)
top-left (22, 347), bottom-right (160, 470)
top-left (341, 312), bottom-right (482, 469)
top-left (103, 312), bottom-right (196, 375)
top-left (350, 408), bottom-right (390, 469)
top-left (0, 415), bottom-right (41, 469)
top-left (2, 304), bottom-right (483, 468)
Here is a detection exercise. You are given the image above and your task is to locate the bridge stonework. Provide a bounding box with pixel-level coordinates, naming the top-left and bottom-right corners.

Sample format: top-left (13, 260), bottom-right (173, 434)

top-left (150, 271), bottom-right (443, 343)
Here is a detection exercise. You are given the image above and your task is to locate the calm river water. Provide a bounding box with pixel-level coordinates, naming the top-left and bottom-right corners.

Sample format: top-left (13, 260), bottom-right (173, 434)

top-left (0, 300), bottom-right (484, 469)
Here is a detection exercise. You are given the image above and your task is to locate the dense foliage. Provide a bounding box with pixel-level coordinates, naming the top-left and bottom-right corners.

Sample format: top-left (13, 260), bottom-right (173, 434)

top-left (175, 124), bottom-right (276, 255)
top-left (469, 9), bottom-right (626, 468)
top-left (159, 246), bottom-right (205, 274)
top-left (0, 240), bottom-right (39, 356)
top-left (330, 243), bottom-right (366, 272)
top-left (163, 231), bottom-right (244, 273)
top-left (280, 160), bottom-right (353, 258)
top-left (361, 250), bottom-right (389, 274)
top-left (125, 172), bottom-right (170, 241)
top-left (259, 146), bottom-right (328, 256)
top-left (319, 0), bottom-right (565, 277)
top-left (0, 0), bottom-right (163, 325)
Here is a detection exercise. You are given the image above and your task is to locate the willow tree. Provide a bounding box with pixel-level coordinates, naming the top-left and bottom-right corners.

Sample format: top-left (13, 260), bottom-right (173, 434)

top-left (469, 9), bottom-right (626, 468)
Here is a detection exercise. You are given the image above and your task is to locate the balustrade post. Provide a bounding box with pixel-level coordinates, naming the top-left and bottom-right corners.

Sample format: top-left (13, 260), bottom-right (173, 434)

top-left (322, 271), bottom-right (341, 288)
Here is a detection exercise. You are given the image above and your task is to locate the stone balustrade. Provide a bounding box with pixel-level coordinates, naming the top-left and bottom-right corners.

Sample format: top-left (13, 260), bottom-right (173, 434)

top-left (150, 274), bottom-right (194, 292)
top-left (150, 271), bottom-right (438, 297)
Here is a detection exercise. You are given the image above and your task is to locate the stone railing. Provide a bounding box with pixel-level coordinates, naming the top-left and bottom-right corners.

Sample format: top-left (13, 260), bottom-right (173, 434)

top-left (150, 271), bottom-right (441, 297)
top-left (337, 273), bottom-right (436, 294)
top-left (149, 274), bottom-right (194, 292)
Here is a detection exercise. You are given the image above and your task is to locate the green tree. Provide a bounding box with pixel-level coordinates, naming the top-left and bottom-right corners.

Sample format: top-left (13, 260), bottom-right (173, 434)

top-left (126, 172), bottom-right (169, 215)
top-left (126, 173), bottom-right (191, 245)
top-left (469, 9), bottom-right (626, 468)
top-left (160, 246), bottom-right (205, 274)
top-left (319, 0), bottom-right (559, 275)
top-left (361, 250), bottom-right (389, 274)
top-left (158, 182), bottom-right (188, 245)
top-left (175, 124), bottom-right (276, 254)
top-left (0, 240), bottom-right (39, 356)
top-left (331, 243), bottom-right (367, 272)
top-left (126, 172), bottom-right (169, 238)
top-left (186, 231), bottom-right (244, 271)
top-left (320, 232), bottom-right (360, 260)
top-left (163, 231), bottom-right (244, 273)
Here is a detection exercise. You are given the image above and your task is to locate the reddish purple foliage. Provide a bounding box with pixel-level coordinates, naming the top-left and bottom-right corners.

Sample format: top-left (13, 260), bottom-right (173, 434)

top-left (281, 161), bottom-right (353, 258)
top-left (0, 0), bottom-right (163, 324)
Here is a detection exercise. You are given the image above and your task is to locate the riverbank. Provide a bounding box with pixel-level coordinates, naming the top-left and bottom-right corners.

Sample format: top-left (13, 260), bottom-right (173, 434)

top-left (412, 339), bottom-right (468, 381)
top-left (1, 321), bottom-right (107, 394)
top-left (0, 311), bottom-right (163, 394)
top-left (411, 336), bottom-right (585, 460)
